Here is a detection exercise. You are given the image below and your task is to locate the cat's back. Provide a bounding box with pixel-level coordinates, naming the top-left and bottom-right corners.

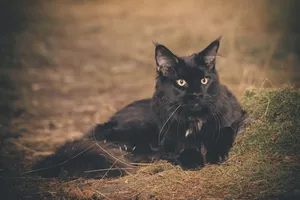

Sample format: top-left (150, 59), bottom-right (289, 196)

top-left (219, 84), bottom-right (241, 107)
top-left (111, 98), bottom-right (155, 124)
top-left (217, 84), bottom-right (246, 126)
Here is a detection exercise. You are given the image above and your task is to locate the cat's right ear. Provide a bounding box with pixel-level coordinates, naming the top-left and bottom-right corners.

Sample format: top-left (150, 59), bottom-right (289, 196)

top-left (199, 36), bottom-right (221, 70)
top-left (153, 41), bottom-right (178, 75)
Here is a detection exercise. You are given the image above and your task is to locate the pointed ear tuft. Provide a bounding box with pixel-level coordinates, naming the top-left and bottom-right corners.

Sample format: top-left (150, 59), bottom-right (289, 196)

top-left (155, 44), bottom-right (178, 75)
top-left (200, 36), bottom-right (222, 69)
top-left (216, 35), bottom-right (222, 42)
top-left (152, 40), bottom-right (159, 46)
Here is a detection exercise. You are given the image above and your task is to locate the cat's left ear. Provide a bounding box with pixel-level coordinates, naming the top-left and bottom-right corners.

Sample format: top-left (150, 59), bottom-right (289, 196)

top-left (199, 36), bottom-right (221, 70)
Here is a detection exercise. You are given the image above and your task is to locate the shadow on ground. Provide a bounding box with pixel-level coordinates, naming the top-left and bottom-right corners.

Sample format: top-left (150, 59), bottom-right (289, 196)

top-left (0, 1), bottom-right (33, 198)
top-left (0, 0), bottom-right (27, 168)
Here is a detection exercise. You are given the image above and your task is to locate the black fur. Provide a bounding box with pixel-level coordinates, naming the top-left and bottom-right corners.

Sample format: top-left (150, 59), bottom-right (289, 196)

top-left (152, 37), bottom-right (245, 167)
top-left (32, 38), bottom-right (246, 178)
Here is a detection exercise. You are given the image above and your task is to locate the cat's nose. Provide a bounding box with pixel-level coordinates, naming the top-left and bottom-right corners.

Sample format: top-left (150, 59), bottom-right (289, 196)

top-left (193, 93), bottom-right (203, 98)
top-left (191, 102), bottom-right (202, 111)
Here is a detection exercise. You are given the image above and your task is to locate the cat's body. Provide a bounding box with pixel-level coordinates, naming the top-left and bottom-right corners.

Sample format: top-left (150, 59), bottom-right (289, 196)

top-left (33, 37), bottom-right (246, 178)
top-left (92, 99), bottom-right (158, 155)
top-left (151, 38), bottom-right (245, 167)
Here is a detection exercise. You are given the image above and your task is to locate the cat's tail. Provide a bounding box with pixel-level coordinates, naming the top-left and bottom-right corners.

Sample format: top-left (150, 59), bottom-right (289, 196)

top-left (30, 117), bottom-right (159, 179)
top-left (30, 135), bottom-right (137, 179)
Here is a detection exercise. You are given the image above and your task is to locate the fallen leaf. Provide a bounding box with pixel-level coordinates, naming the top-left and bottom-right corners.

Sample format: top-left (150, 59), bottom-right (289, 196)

top-left (271, 135), bottom-right (277, 141)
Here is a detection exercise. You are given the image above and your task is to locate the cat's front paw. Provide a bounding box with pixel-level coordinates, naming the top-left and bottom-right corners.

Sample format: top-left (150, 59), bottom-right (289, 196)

top-left (205, 151), bottom-right (228, 164)
top-left (176, 149), bottom-right (204, 170)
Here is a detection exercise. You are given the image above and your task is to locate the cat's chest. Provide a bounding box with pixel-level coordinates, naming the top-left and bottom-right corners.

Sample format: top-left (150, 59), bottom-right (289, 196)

top-left (184, 119), bottom-right (205, 137)
top-left (177, 117), bottom-right (218, 138)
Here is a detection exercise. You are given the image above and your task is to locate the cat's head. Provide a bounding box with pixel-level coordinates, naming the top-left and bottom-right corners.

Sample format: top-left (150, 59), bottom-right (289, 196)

top-left (154, 37), bottom-right (222, 115)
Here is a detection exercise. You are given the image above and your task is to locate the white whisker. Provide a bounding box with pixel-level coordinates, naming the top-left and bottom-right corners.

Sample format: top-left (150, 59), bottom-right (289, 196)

top-left (158, 104), bottom-right (181, 144)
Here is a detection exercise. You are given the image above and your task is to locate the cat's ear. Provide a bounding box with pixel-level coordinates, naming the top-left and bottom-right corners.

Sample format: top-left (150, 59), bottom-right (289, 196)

top-left (153, 41), bottom-right (178, 74)
top-left (199, 36), bottom-right (221, 70)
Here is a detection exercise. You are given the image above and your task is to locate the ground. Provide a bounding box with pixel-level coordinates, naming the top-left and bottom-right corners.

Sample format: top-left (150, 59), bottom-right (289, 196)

top-left (0, 1), bottom-right (300, 199)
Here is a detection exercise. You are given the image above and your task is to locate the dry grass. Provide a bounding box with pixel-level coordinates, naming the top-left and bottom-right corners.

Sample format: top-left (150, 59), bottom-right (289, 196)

top-left (1, 0), bottom-right (300, 199)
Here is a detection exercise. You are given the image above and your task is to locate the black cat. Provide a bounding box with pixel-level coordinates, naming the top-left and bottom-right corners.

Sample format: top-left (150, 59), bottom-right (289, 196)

top-left (151, 37), bottom-right (246, 168)
top-left (32, 37), bottom-right (246, 178)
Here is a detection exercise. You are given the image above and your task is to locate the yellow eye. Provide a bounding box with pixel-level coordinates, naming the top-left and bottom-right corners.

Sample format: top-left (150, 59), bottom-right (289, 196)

top-left (176, 79), bottom-right (187, 87)
top-left (201, 78), bottom-right (209, 85)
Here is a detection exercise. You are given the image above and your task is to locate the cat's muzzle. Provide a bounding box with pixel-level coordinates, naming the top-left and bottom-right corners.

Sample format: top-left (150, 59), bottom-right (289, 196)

top-left (186, 98), bottom-right (203, 111)
top-left (188, 103), bottom-right (203, 111)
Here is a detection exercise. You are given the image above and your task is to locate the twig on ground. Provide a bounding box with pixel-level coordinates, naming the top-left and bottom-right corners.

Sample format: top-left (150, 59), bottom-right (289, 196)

top-left (91, 188), bottom-right (112, 200)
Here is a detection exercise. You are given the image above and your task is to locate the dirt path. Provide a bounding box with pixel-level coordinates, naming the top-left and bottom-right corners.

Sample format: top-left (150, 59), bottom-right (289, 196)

top-left (0, 1), bottom-right (299, 199)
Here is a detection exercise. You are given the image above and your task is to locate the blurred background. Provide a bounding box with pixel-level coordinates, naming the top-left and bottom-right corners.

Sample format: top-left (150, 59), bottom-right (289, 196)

top-left (1, 0), bottom-right (300, 175)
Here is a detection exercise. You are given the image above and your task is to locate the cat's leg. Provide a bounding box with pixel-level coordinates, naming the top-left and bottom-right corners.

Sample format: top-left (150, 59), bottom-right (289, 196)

top-left (158, 137), bottom-right (179, 162)
top-left (175, 134), bottom-right (205, 169)
top-left (176, 148), bottom-right (204, 169)
top-left (205, 127), bottom-right (236, 164)
top-left (159, 124), bottom-right (205, 169)
top-left (88, 119), bottom-right (159, 156)
top-left (86, 121), bottom-right (117, 141)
